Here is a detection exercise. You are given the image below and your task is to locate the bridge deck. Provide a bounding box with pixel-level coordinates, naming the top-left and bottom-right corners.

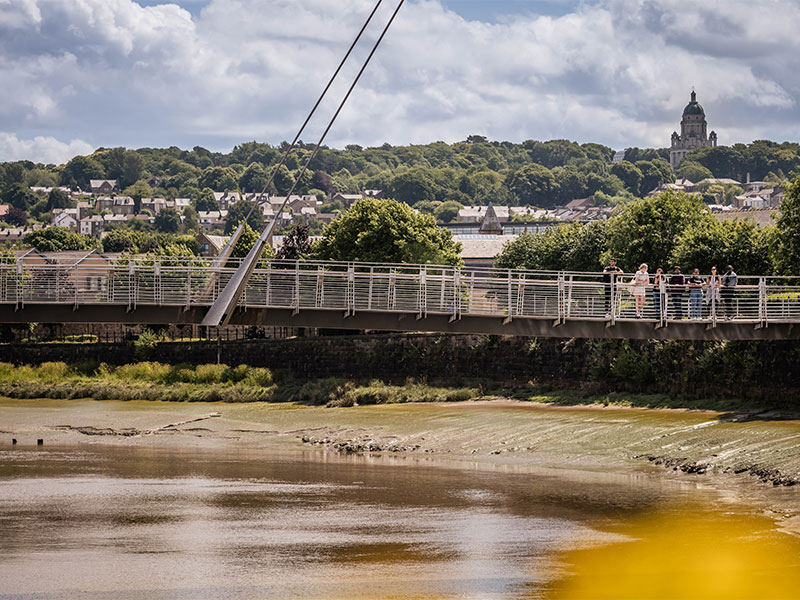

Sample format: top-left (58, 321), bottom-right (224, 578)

top-left (1, 258), bottom-right (799, 340)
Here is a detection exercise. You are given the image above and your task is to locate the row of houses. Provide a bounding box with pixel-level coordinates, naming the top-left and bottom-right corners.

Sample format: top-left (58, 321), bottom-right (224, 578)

top-left (648, 176), bottom-right (785, 209)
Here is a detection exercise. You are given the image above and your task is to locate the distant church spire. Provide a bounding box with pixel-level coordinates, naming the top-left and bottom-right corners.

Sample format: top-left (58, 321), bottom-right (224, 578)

top-left (479, 203), bottom-right (502, 235)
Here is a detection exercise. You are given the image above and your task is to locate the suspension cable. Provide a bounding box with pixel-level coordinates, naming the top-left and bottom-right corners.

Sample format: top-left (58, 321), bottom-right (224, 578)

top-left (211, 0), bottom-right (385, 268)
top-left (202, 0), bottom-right (405, 326)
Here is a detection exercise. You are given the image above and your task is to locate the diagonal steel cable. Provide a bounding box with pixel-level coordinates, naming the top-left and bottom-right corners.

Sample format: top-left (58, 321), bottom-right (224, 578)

top-left (210, 0), bottom-right (385, 269)
top-left (202, 0), bottom-right (405, 326)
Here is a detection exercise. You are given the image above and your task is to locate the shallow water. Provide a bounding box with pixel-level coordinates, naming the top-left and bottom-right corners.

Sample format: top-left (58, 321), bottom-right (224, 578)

top-left (1, 445), bottom-right (799, 599)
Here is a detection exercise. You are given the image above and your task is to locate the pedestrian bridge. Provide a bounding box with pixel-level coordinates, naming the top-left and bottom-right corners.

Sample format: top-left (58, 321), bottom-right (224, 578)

top-left (2, 256), bottom-right (800, 340)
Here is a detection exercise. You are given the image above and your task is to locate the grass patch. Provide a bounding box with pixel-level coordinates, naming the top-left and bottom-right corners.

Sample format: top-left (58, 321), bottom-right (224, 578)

top-left (0, 362), bottom-right (479, 406)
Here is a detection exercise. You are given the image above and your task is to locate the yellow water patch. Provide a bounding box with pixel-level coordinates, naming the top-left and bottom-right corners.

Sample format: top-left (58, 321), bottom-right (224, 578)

top-left (546, 508), bottom-right (800, 600)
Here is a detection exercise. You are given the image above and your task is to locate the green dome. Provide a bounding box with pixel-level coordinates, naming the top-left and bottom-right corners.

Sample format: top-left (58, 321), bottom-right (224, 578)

top-left (683, 91), bottom-right (705, 116)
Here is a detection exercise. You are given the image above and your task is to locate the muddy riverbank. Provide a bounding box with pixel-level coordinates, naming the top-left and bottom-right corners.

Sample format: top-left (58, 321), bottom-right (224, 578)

top-left (3, 397), bottom-right (800, 494)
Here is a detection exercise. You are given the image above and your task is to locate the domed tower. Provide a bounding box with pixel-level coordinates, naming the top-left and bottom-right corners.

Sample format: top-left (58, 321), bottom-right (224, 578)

top-left (669, 91), bottom-right (717, 169)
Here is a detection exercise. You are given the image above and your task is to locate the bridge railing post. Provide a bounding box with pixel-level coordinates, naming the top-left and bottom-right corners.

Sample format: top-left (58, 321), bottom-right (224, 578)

top-left (154, 260), bottom-right (161, 306)
top-left (368, 266), bottom-right (374, 311)
top-left (184, 264), bottom-right (191, 311)
top-left (293, 260), bottom-right (300, 315)
top-left (566, 275), bottom-right (574, 319)
top-left (659, 276), bottom-right (667, 327)
top-left (418, 266), bottom-right (426, 320)
top-left (709, 278), bottom-right (717, 328)
top-left (557, 272), bottom-right (566, 325)
top-left (128, 261), bottom-right (136, 312)
top-left (347, 264), bottom-right (355, 317)
top-left (504, 269), bottom-right (513, 324)
top-left (450, 269), bottom-right (462, 323)
top-left (316, 266), bottom-right (324, 308)
top-left (610, 273), bottom-right (617, 325)
top-left (759, 277), bottom-right (767, 329)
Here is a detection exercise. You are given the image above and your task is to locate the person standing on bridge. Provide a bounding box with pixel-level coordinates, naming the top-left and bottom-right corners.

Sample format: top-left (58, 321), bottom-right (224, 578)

top-left (705, 266), bottom-right (722, 318)
top-left (603, 258), bottom-right (622, 318)
top-left (688, 268), bottom-right (704, 319)
top-left (669, 266), bottom-right (686, 319)
top-left (721, 265), bottom-right (738, 319)
top-left (632, 263), bottom-right (649, 318)
top-left (652, 268), bottom-right (665, 319)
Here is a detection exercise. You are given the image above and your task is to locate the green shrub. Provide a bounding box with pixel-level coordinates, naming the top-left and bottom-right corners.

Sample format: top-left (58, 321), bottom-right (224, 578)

top-left (243, 367), bottom-right (273, 387)
top-left (133, 329), bottom-right (161, 359)
top-left (113, 362), bottom-right (172, 383)
top-left (193, 364), bottom-right (227, 384)
top-left (295, 378), bottom-right (353, 405)
top-left (36, 362), bottom-right (70, 381)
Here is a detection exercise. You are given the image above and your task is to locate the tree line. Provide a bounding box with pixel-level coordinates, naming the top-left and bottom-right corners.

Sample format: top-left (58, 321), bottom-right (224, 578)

top-left (495, 182), bottom-right (800, 276)
top-left (2, 137), bottom-right (799, 231)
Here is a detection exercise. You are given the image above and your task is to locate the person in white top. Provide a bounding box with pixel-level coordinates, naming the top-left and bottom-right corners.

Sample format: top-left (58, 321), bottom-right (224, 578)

top-left (632, 263), bottom-right (649, 318)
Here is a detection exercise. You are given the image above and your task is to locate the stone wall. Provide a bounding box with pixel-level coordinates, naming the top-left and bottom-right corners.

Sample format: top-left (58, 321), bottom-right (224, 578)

top-left (1, 334), bottom-right (798, 401)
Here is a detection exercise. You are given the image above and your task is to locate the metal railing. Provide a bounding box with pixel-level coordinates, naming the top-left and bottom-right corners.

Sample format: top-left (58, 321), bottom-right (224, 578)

top-left (3, 257), bottom-right (800, 328)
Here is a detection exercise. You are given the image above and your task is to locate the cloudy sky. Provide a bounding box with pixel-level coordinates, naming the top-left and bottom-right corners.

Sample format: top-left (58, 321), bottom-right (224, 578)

top-left (1, 0), bottom-right (798, 164)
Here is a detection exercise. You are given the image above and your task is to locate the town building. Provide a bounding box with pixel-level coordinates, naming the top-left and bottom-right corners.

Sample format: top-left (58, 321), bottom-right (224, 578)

top-left (669, 91), bottom-right (717, 168)
top-left (79, 215), bottom-right (105, 238)
top-left (89, 180), bottom-right (119, 195)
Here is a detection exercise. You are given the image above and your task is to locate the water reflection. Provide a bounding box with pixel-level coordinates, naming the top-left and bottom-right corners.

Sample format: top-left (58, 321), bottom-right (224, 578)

top-left (0, 445), bottom-right (795, 599)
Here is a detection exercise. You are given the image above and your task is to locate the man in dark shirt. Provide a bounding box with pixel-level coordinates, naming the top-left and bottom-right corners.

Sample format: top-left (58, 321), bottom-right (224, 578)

top-left (721, 264), bottom-right (738, 319)
top-left (603, 258), bottom-right (622, 317)
top-left (669, 266), bottom-right (686, 319)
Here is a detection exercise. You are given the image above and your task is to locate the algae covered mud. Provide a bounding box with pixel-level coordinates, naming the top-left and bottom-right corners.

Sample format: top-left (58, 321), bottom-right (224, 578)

top-left (2, 399), bottom-right (800, 599)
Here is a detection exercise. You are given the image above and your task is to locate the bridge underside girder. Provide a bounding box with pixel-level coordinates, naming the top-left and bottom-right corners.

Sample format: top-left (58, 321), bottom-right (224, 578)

top-left (1, 304), bottom-right (797, 341)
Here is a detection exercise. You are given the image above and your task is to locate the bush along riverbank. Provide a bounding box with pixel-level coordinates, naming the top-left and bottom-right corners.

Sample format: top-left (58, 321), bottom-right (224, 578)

top-left (0, 362), bottom-right (478, 406)
top-left (2, 334), bottom-right (800, 409)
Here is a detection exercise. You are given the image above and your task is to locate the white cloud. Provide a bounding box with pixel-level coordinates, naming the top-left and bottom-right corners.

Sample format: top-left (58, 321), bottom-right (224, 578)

top-left (0, 132), bottom-right (93, 164)
top-left (1, 0), bottom-right (799, 163)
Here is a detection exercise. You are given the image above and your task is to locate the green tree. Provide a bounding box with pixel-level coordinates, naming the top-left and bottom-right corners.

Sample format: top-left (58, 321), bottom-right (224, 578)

top-left (604, 190), bottom-right (714, 271)
top-left (671, 218), bottom-right (774, 275)
top-left (46, 188), bottom-right (73, 211)
top-left (230, 222), bottom-right (275, 261)
top-left (494, 221), bottom-right (608, 272)
top-left (388, 168), bottom-right (437, 205)
top-left (154, 208), bottom-right (181, 233)
top-left (122, 180), bottom-right (152, 213)
top-left (507, 163), bottom-right (559, 207)
top-left (552, 166), bottom-right (589, 204)
top-left (773, 178), bottom-right (800, 274)
top-left (60, 156), bottom-right (104, 190)
top-left (276, 224), bottom-right (312, 259)
top-left (610, 161), bottom-right (643, 195)
top-left (433, 200), bottom-right (463, 223)
top-left (6, 207), bottom-right (28, 227)
top-left (102, 228), bottom-right (146, 253)
top-left (195, 188), bottom-right (219, 212)
top-left (273, 164), bottom-right (295, 195)
top-left (121, 151), bottom-right (144, 187)
top-left (198, 166), bottom-right (239, 191)
top-left (2, 183), bottom-right (38, 210)
top-left (224, 200), bottom-right (264, 234)
top-left (635, 159), bottom-right (673, 194)
top-left (459, 169), bottom-right (505, 203)
top-left (675, 160), bottom-right (713, 182)
top-left (182, 206), bottom-right (199, 233)
top-left (24, 227), bottom-right (99, 251)
top-left (313, 198), bottom-right (462, 265)
top-left (24, 168), bottom-right (58, 187)
top-left (239, 162), bottom-right (270, 193)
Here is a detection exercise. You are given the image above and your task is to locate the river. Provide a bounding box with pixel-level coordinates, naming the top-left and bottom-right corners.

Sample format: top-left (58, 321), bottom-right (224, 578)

top-left (2, 441), bottom-right (800, 599)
